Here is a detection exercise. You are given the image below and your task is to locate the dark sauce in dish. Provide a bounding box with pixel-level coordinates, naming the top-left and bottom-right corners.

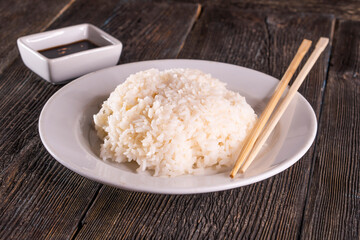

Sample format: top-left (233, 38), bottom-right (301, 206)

top-left (38, 40), bottom-right (99, 59)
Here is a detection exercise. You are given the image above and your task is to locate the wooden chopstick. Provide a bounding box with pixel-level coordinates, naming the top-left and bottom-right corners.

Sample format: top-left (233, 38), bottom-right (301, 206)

top-left (239, 37), bottom-right (329, 173)
top-left (229, 39), bottom-right (312, 178)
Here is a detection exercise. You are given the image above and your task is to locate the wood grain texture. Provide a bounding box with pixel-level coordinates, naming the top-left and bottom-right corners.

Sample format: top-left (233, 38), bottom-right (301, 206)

top-left (74, 7), bottom-right (334, 239)
top-left (101, 2), bottom-right (201, 63)
top-left (0, 0), bottom-right (121, 238)
top-left (2, 1), bottom-right (358, 239)
top-left (160, 0), bottom-right (360, 20)
top-left (0, 1), bottom-right (200, 239)
top-left (0, 59), bottom-right (101, 240)
top-left (300, 20), bottom-right (360, 240)
top-left (0, 0), bottom-right (74, 73)
top-left (228, 0), bottom-right (360, 21)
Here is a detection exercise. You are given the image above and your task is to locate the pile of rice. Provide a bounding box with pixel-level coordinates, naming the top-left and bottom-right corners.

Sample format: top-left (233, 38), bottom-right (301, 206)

top-left (94, 68), bottom-right (257, 177)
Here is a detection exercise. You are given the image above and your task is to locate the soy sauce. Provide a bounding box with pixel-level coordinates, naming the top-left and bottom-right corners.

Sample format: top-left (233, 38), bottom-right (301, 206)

top-left (38, 40), bottom-right (99, 59)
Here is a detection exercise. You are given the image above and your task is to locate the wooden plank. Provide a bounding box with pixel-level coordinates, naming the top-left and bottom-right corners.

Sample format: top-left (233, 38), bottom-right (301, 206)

top-left (0, 1), bottom-right (199, 239)
top-left (99, 2), bottom-right (201, 64)
top-left (74, 7), bottom-right (334, 239)
top-left (300, 20), bottom-right (360, 239)
top-left (0, 0), bottom-right (124, 236)
top-left (227, 0), bottom-right (360, 21)
top-left (0, 0), bottom-right (125, 181)
top-left (167, 0), bottom-right (360, 20)
top-left (0, 0), bottom-right (74, 73)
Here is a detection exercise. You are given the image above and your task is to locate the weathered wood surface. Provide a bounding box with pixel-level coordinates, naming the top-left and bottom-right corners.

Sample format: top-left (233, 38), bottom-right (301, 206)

top-left (74, 7), bottom-right (334, 239)
top-left (300, 20), bottom-right (360, 240)
top-left (0, 1), bottom-right (199, 239)
top-left (167, 0), bottom-right (360, 20)
top-left (0, 0), bottom-right (359, 239)
top-left (227, 0), bottom-right (360, 21)
top-left (0, 0), bottom-right (74, 73)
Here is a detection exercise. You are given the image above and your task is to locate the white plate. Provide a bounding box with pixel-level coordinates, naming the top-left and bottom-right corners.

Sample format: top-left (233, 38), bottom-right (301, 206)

top-left (39, 59), bottom-right (317, 194)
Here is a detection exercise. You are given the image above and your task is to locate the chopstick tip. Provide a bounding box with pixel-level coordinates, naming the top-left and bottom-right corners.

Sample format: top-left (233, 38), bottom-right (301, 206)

top-left (320, 37), bottom-right (329, 42)
top-left (316, 37), bottom-right (329, 50)
top-left (303, 39), bottom-right (312, 46)
top-left (298, 39), bottom-right (312, 54)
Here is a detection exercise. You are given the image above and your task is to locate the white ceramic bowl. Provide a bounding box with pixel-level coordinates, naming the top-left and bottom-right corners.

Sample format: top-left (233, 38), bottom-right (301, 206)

top-left (17, 23), bottom-right (122, 84)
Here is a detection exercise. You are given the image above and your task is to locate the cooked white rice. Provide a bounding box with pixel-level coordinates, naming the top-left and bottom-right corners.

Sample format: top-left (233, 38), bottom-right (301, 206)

top-left (94, 68), bottom-right (257, 177)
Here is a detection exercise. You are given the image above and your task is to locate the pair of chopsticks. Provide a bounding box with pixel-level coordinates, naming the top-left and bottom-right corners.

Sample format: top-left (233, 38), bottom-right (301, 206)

top-left (230, 37), bottom-right (329, 178)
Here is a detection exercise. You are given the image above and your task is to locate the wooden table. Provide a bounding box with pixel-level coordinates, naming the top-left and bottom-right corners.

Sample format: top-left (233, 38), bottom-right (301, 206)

top-left (1, 0), bottom-right (359, 239)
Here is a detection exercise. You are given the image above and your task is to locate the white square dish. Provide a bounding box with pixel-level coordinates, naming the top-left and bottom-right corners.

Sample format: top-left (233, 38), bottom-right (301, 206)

top-left (17, 23), bottom-right (122, 84)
